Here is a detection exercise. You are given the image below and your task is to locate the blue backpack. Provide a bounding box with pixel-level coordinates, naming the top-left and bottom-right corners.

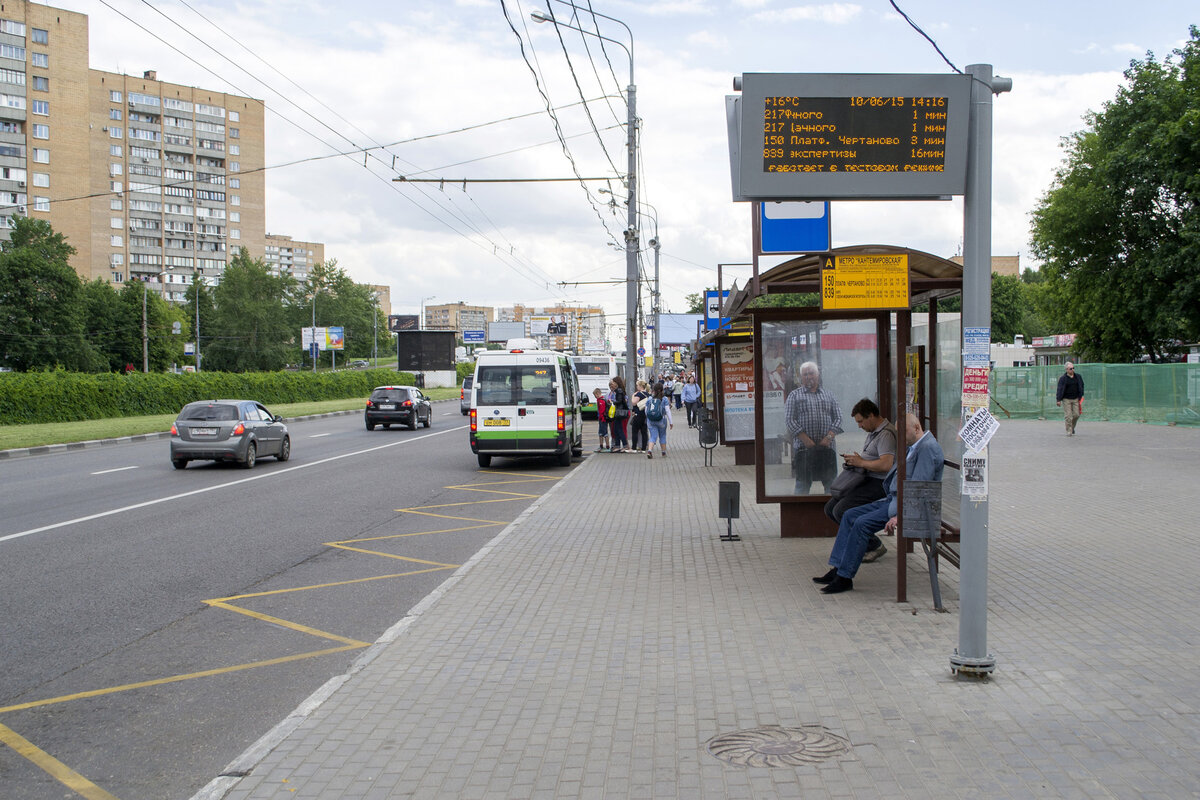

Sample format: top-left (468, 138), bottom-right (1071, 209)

top-left (646, 396), bottom-right (664, 422)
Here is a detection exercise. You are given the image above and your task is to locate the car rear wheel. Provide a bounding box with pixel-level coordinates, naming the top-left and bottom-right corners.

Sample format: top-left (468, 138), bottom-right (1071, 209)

top-left (365, 417), bottom-right (375, 431)
top-left (276, 436), bottom-right (291, 462)
top-left (409, 413), bottom-right (419, 431)
top-left (557, 448), bottom-right (572, 467)
top-left (241, 442), bottom-right (256, 469)
top-left (477, 453), bottom-right (491, 468)
top-left (171, 458), bottom-right (188, 470)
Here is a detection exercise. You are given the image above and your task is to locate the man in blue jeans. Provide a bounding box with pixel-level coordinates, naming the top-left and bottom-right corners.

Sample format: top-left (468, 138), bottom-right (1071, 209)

top-left (813, 412), bottom-right (944, 594)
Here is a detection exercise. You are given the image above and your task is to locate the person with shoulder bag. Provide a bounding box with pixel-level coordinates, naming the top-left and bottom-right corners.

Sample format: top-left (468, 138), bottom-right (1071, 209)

top-left (824, 398), bottom-right (897, 562)
top-left (629, 380), bottom-right (650, 453)
top-left (609, 377), bottom-right (631, 452)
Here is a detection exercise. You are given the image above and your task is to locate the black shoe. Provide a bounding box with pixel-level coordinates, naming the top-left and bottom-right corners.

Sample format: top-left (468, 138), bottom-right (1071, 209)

top-left (821, 576), bottom-right (853, 594)
top-left (812, 568), bottom-right (838, 585)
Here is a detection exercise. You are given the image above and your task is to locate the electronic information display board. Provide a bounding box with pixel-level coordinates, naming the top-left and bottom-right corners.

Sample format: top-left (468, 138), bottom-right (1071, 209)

top-left (735, 73), bottom-right (971, 200)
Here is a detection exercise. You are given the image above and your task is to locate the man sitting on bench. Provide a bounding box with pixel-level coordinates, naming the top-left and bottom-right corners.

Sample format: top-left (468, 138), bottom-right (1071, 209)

top-left (813, 412), bottom-right (944, 595)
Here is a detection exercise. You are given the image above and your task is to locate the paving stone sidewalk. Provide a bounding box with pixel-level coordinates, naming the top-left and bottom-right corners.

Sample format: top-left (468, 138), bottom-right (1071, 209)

top-left (197, 418), bottom-right (1200, 799)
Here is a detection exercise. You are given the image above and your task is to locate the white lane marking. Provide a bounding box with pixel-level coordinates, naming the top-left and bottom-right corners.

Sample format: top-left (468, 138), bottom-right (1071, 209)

top-left (310, 433), bottom-right (332, 438)
top-left (91, 466), bottom-right (139, 476)
top-left (0, 426), bottom-right (467, 545)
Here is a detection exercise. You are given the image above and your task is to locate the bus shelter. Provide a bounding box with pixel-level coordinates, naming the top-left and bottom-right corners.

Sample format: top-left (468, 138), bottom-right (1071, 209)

top-left (710, 245), bottom-right (965, 602)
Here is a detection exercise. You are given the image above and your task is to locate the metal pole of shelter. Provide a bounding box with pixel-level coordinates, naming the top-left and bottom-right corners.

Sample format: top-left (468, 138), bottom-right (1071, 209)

top-left (953, 63), bottom-right (1010, 676)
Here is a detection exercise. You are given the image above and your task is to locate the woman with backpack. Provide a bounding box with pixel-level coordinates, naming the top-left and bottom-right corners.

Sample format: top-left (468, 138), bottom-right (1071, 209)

top-left (629, 380), bottom-right (650, 453)
top-left (645, 381), bottom-right (673, 459)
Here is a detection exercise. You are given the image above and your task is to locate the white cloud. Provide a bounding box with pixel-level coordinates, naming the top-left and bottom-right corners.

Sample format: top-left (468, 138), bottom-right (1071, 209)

top-left (751, 3), bottom-right (862, 24)
top-left (685, 30), bottom-right (726, 49)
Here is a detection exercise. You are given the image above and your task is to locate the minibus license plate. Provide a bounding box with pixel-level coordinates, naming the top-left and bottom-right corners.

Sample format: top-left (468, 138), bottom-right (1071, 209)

top-left (483, 418), bottom-right (510, 427)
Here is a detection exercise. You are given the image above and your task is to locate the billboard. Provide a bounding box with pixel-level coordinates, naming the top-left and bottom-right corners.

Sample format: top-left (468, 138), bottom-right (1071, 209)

top-left (388, 314), bottom-right (419, 332)
top-left (301, 326), bottom-right (344, 351)
top-left (488, 321), bottom-right (526, 343)
top-left (396, 331), bottom-right (455, 371)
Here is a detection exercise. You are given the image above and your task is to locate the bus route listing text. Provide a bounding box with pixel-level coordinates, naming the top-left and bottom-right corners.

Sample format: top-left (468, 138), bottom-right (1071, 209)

top-left (762, 96), bottom-right (949, 174)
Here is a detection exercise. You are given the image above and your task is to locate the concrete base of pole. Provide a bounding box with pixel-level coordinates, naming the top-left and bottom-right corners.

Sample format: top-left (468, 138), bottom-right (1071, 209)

top-left (950, 648), bottom-right (996, 677)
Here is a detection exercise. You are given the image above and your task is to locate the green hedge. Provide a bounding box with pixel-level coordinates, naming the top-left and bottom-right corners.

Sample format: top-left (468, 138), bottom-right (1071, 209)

top-left (0, 368), bottom-right (414, 425)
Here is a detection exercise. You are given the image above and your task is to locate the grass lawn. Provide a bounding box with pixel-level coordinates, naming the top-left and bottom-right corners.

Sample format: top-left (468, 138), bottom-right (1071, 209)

top-left (0, 387), bottom-right (461, 451)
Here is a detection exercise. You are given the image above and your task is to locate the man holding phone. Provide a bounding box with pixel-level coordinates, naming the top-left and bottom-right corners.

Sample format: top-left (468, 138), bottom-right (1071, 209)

top-left (825, 399), bottom-right (896, 562)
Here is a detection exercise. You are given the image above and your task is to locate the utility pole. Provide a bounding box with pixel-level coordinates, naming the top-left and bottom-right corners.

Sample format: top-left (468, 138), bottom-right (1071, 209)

top-left (142, 280), bottom-right (149, 373)
top-left (194, 272), bottom-right (202, 372)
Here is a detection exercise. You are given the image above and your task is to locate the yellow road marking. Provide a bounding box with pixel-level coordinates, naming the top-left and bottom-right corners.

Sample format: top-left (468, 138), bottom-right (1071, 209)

top-left (0, 645), bottom-right (363, 715)
top-left (3, 469), bottom-right (557, 796)
top-left (0, 723), bottom-right (120, 800)
top-left (204, 602), bottom-right (370, 647)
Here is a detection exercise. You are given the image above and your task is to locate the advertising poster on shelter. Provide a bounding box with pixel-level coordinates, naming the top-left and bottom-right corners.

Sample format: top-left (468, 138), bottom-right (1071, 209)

top-left (720, 341), bottom-right (755, 442)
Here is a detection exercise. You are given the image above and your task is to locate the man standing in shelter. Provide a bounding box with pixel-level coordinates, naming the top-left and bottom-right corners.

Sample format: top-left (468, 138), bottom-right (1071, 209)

top-left (813, 412), bottom-right (944, 594)
top-left (785, 361), bottom-right (842, 495)
top-left (1056, 361), bottom-right (1085, 436)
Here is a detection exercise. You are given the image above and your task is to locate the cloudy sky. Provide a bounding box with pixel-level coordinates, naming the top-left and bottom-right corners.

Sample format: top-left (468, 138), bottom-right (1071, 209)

top-left (58, 0), bottom-right (1197, 329)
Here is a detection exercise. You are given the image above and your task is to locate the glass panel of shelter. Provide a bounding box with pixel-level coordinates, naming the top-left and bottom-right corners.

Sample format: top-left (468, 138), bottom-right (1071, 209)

top-left (760, 318), bottom-right (880, 499)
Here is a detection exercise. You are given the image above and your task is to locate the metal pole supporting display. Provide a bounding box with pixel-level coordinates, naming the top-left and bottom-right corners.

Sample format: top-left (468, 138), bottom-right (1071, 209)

top-left (952, 64), bottom-right (1011, 677)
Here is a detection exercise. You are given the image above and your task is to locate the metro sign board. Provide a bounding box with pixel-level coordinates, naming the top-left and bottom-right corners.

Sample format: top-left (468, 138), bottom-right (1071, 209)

top-left (821, 253), bottom-right (909, 311)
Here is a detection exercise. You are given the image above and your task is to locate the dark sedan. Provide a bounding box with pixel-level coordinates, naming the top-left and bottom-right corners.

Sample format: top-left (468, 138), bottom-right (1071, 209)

top-left (170, 400), bottom-right (291, 469)
top-left (365, 385), bottom-right (432, 431)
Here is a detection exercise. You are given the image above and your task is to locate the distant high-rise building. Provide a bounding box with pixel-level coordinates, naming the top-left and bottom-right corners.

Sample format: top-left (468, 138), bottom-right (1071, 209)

top-left (264, 234), bottom-right (323, 283)
top-left (0, 1), bottom-right (265, 302)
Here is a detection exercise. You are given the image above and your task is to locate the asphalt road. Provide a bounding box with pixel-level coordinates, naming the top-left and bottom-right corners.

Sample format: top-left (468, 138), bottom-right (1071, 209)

top-left (0, 402), bottom-right (579, 800)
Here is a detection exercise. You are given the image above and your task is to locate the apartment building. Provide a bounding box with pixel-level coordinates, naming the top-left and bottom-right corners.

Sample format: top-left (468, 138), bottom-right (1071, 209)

top-left (264, 233), bottom-right (323, 282)
top-left (497, 304), bottom-right (605, 353)
top-left (425, 302), bottom-right (494, 337)
top-left (0, 1), bottom-right (265, 302)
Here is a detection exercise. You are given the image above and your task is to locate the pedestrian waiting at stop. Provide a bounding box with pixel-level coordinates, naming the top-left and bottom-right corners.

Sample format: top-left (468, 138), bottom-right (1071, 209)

top-left (813, 412), bottom-right (943, 595)
top-left (629, 380), bottom-right (651, 454)
top-left (593, 388), bottom-right (610, 453)
top-left (824, 398), bottom-right (897, 563)
top-left (681, 374), bottom-right (701, 427)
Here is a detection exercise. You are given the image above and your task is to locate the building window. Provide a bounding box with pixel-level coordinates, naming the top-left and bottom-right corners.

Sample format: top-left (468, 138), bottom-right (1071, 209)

top-left (111, 234), bottom-right (123, 247)
top-left (229, 195), bottom-right (240, 206)
top-left (229, 211), bottom-right (240, 222)
top-left (228, 110), bottom-right (239, 122)
top-left (110, 163), bottom-right (123, 176)
top-left (32, 148), bottom-right (48, 163)
top-left (110, 90), bottom-right (122, 102)
top-left (33, 196), bottom-right (49, 212)
top-left (0, 44), bottom-right (26, 61)
top-left (1, 93), bottom-right (25, 109)
top-left (228, 178), bottom-right (240, 189)
top-left (110, 144), bottom-right (122, 157)
top-left (31, 123), bottom-right (48, 139)
top-left (110, 181), bottom-right (123, 193)
top-left (31, 52), bottom-right (47, 68)
top-left (0, 68), bottom-right (24, 86)
top-left (109, 108), bottom-right (122, 121)
top-left (109, 127), bottom-right (122, 139)
top-left (111, 198), bottom-right (122, 210)
top-left (0, 19), bottom-right (26, 36)
top-left (31, 28), bottom-right (48, 45)
top-left (229, 161), bottom-right (239, 172)
top-left (228, 127), bottom-right (239, 139)
top-left (32, 172), bottom-right (48, 188)
top-left (229, 144), bottom-right (239, 156)
top-left (32, 75), bottom-right (47, 92)
top-left (32, 100), bottom-right (47, 115)
top-left (230, 229), bottom-right (240, 239)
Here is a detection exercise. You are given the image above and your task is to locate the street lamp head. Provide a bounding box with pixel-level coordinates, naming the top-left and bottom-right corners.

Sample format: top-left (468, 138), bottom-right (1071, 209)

top-left (530, 10), bottom-right (550, 23)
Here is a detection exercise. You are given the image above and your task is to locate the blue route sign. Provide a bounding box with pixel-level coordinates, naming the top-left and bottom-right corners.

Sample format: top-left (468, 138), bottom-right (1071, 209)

top-left (759, 201), bottom-right (831, 254)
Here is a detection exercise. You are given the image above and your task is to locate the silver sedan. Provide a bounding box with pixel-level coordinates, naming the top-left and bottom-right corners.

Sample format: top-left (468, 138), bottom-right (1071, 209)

top-left (170, 400), bottom-right (291, 470)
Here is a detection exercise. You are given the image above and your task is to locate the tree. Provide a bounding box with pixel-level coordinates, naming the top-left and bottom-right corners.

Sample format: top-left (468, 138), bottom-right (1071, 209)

top-left (1030, 27), bottom-right (1200, 362)
top-left (293, 259), bottom-right (378, 365)
top-left (0, 217), bottom-right (101, 371)
top-left (205, 248), bottom-right (295, 372)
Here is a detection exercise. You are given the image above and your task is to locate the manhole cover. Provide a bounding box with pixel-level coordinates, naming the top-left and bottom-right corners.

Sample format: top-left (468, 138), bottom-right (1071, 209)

top-left (706, 725), bottom-right (852, 767)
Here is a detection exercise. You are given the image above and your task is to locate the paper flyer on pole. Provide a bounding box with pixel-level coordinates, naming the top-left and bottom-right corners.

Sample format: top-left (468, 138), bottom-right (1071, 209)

top-left (959, 406), bottom-right (999, 454)
top-left (962, 449), bottom-right (988, 498)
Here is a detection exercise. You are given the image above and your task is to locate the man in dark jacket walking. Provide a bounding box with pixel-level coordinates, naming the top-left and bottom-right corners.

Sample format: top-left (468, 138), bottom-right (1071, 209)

top-left (1056, 361), bottom-right (1085, 435)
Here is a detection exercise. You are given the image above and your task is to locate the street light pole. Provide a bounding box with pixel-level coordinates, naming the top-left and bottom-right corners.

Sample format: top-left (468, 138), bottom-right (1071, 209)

top-left (194, 271), bottom-right (202, 372)
top-left (532, 4), bottom-right (636, 384)
top-left (420, 296), bottom-right (436, 330)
